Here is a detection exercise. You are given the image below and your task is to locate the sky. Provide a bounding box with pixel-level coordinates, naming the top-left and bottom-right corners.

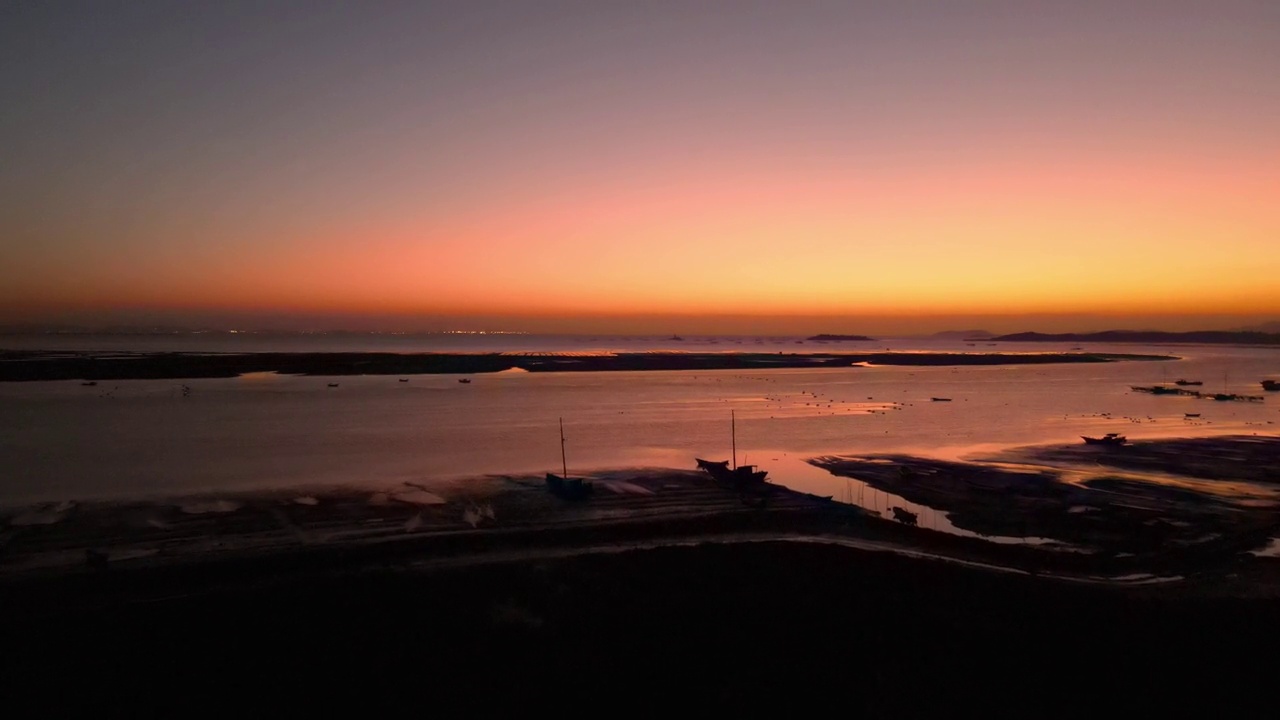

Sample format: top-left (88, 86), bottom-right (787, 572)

top-left (1, 1), bottom-right (1277, 334)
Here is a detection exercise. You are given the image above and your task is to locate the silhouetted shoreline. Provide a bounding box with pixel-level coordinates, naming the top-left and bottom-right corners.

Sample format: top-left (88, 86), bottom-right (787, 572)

top-left (992, 329), bottom-right (1280, 345)
top-left (0, 349), bottom-right (1171, 381)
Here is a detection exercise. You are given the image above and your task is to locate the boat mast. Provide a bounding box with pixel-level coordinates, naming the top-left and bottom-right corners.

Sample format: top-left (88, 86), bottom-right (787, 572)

top-left (560, 417), bottom-right (568, 479)
top-left (731, 410), bottom-right (737, 470)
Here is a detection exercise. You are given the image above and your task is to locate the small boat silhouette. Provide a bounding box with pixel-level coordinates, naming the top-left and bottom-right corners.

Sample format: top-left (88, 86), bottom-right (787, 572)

top-left (1082, 433), bottom-right (1127, 446)
top-left (328, 383), bottom-right (339, 388)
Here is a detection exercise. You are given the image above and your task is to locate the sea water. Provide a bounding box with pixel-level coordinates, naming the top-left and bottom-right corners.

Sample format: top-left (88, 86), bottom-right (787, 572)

top-left (0, 335), bottom-right (1276, 506)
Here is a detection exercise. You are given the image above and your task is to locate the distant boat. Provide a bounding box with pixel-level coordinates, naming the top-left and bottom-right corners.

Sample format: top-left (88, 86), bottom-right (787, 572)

top-left (1262, 380), bottom-right (1279, 392)
top-left (1082, 433), bottom-right (1127, 446)
top-left (458, 378), bottom-right (471, 384)
top-left (327, 383), bottom-right (339, 388)
top-left (670, 334), bottom-right (684, 341)
top-left (1174, 379), bottom-right (1203, 386)
top-left (81, 381), bottom-right (97, 387)
top-left (930, 397), bottom-right (952, 402)
top-left (546, 418), bottom-right (593, 501)
top-left (399, 378), bottom-right (409, 382)
top-left (1185, 413), bottom-right (1201, 418)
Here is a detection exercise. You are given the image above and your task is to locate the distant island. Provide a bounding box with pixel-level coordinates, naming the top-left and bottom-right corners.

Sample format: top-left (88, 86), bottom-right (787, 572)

top-left (807, 334), bottom-right (875, 342)
top-left (992, 330), bottom-right (1280, 346)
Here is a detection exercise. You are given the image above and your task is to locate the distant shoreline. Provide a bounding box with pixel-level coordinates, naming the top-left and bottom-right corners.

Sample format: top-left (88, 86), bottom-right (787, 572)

top-left (0, 349), bottom-right (1172, 381)
top-left (991, 330), bottom-right (1280, 345)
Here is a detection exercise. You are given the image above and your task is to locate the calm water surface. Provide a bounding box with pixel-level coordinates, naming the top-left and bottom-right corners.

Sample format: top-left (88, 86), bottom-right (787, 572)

top-left (1, 337), bottom-right (1276, 506)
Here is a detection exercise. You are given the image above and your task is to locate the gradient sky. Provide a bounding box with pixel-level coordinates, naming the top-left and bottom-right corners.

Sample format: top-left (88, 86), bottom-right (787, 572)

top-left (2, 1), bottom-right (1277, 333)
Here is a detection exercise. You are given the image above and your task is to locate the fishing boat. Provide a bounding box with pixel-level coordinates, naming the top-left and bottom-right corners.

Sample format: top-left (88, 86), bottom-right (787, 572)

top-left (1082, 433), bottom-right (1127, 446)
top-left (695, 411), bottom-right (770, 491)
top-left (1262, 380), bottom-right (1279, 392)
top-left (327, 383), bottom-right (339, 388)
top-left (546, 418), bottom-right (593, 501)
top-left (1174, 379), bottom-right (1203, 386)
top-left (696, 459), bottom-right (768, 487)
top-left (458, 378), bottom-right (471, 384)
top-left (1185, 413), bottom-right (1201, 418)
top-left (930, 397), bottom-right (952, 402)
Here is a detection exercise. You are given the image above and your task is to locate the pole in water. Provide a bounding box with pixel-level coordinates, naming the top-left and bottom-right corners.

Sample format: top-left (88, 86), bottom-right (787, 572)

top-left (731, 410), bottom-right (737, 470)
top-left (559, 417), bottom-right (568, 479)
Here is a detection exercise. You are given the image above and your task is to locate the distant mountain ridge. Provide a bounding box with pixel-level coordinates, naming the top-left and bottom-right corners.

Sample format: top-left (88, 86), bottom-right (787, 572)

top-left (992, 330), bottom-right (1280, 345)
top-left (1237, 321), bottom-right (1280, 333)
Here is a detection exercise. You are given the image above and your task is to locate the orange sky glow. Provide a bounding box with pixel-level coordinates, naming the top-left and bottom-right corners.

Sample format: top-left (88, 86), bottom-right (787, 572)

top-left (2, 3), bottom-right (1277, 334)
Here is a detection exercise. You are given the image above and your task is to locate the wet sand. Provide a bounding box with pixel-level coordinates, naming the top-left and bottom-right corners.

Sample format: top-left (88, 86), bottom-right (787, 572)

top-left (7, 436), bottom-right (1280, 591)
top-left (0, 348), bottom-right (1171, 381)
top-left (813, 436), bottom-right (1280, 573)
top-left (3, 464), bottom-right (1261, 593)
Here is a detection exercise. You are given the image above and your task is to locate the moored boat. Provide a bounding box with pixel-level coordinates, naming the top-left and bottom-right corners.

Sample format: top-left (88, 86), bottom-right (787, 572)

top-left (696, 458), bottom-right (768, 488)
top-left (547, 418), bottom-right (593, 501)
top-left (1262, 380), bottom-right (1279, 392)
top-left (545, 472), bottom-right (593, 500)
top-left (1082, 433), bottom-right (1127, 446)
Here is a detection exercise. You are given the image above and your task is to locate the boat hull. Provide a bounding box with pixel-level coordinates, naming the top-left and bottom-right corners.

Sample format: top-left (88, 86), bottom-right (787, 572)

top-left (546, 473), bottom-right (593, 500)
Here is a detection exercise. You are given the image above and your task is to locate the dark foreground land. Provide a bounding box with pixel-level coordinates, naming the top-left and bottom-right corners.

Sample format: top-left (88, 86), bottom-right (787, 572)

top-left (0, 348), bottom-right (1170, 381)
top-left (3, 452), bottom-right (1280, 713)
top-left (3, 541), bottom-right (1277, 714)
